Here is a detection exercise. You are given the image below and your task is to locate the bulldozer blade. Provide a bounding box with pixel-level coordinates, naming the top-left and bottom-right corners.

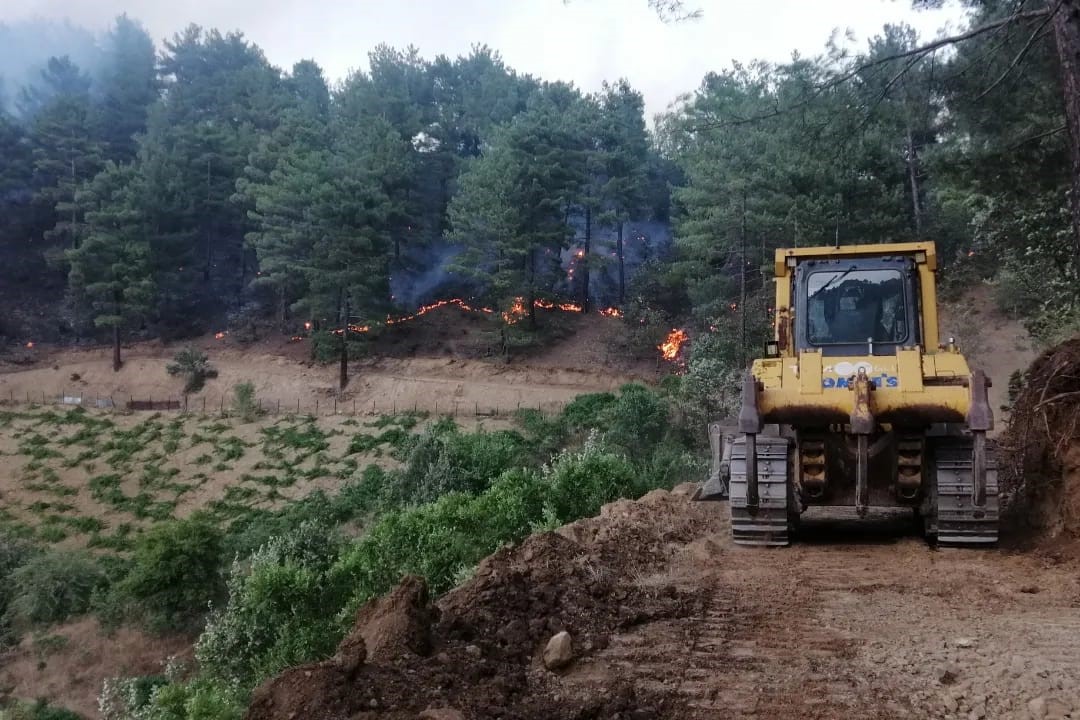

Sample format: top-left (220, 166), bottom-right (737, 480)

top-left (693, 474), bottom-right (728, 501)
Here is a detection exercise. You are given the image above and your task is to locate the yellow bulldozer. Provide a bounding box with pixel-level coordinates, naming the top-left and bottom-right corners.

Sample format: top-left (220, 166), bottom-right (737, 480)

top-left (695, 241), bottom-right (998, 547)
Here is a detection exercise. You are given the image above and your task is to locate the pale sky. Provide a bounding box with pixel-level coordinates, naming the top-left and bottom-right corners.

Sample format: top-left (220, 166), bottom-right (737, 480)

top-left (2, 0), bottom-right (967, 120)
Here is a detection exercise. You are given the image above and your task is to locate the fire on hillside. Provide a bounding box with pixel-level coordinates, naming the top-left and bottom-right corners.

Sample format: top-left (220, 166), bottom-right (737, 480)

top-left (314, 296), bottom-right (625, 335)
top-left (658, 329), bottom-right (689, 361)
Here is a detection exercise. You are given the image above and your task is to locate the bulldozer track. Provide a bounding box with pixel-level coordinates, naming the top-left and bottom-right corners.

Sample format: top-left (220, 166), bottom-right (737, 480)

top-left (933, 436), bottom-right (1000, 546)
top-left (729, 435), bottom-right (792, 546)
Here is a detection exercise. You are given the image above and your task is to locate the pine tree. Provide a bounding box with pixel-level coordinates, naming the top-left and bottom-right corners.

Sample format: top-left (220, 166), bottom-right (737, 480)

top-left (96, 15), bottom-right (159, 164)
top-left (28, 57), bottom-right (104, 248)
top-left (66, 163), bottom-right (155, 370)
top-left (597, 80), bottom-right (649, 304)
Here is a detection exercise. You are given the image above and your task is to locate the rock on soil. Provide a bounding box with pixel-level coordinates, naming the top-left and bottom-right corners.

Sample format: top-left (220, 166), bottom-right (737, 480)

top-left (542, 631), bottom-right (574, 671)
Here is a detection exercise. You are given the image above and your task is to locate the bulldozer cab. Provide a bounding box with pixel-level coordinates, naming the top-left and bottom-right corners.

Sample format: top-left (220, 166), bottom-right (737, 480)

top-left (797, 256), bottom-right (918, 356)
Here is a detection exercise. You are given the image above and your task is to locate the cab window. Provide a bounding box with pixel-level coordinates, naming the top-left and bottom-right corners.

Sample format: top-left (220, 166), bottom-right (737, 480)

top-left (807, 269), bottom-right (908, 345)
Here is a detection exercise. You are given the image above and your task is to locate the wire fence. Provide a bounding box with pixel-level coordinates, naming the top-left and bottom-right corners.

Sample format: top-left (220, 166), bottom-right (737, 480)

top-left (0, 387), bottom-right (569, 419)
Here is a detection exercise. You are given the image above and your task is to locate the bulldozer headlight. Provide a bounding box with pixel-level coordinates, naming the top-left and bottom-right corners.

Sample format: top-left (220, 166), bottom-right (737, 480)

top-left (765, 340), bottom-right (780, 358)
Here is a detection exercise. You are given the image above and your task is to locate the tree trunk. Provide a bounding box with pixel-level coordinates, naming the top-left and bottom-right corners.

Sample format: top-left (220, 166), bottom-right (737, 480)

top-left (582, 206), bottom-right (591, 312)
top-left (616, 221), bottom-right (626, 304)
top-left (339, 296), bottom-right (349, 391)
top-left (527, 248), bottom-right (537, 329)
top-left (1053, 0), bottom-right (1080, 266)
top-left (740, 192), bottom-right (748, 369)
top-left (112, 325), bottom-right (121, 372)
top-left (906, 126), bottom-right (924, 235)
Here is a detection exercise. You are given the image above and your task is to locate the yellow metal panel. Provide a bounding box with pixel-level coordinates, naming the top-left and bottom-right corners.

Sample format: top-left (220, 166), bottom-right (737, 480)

top-left (799, 350), bottom-right (823, 395)
top-left (774, 241), bottom-right (936, 273)
top-left (919, 262), bottom-right (939, 351)
top-left (896, 348), bottom-right (924, 392)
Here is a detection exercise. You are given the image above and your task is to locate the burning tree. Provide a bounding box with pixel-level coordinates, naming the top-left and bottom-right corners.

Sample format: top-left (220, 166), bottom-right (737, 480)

top-left (448, 92), bottom-right (587, 330)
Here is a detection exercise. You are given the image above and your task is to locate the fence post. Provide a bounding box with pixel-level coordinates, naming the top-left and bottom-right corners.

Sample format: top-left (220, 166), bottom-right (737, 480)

top-left (393, 400), bottom-right (396, 414)
top-left (315, 399), bottom-right (319, 416)
top-left (475, 402), bottom-right (478, 416)
top-left (334, 397), bottom-right (337, 414)
top-left (353, 400), bottom-right (356, 415)
top-left (277, 399), bottom-right (281, 416)
top-left (434, 401), bottom-right (438, 416)
top-left (220, 396), bottom-right (224, 414)
top-left (297, 398), bottom-right (300, 414)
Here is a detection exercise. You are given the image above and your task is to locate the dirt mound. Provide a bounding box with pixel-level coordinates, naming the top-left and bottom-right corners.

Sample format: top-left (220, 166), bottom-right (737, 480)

top-left (1001, 337), bottom-right (1080, 541)
top-left (245, 489), bottom-right (714, 720)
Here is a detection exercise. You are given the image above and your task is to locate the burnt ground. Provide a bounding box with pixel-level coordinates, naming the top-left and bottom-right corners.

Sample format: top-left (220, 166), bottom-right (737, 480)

top-left (246, 487), bottom-right (1080, 720)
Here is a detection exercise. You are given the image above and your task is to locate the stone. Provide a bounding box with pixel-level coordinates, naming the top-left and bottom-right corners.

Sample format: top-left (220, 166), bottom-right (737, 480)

top-left (543, 631), bottom-right (575, 671)
top-left (1043, 698), bottom-right (1070, 720)
top-left (419, 710), bottom-right (466, 720)
top-left (464, 644), bottom-right (482, 658)
top-left (939, 664), bottom-right (961, 685)
top-left (1027, 697), bottom-right (1048, 720)
top-left (954, 637), bottom-right (977, 649)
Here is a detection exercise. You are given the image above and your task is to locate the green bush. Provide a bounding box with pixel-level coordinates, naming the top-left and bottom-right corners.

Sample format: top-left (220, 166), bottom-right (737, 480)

top-left (561, 392), bottom-right (617, 432)
top-left (334, 469), bottom-right (546, 615)
top-left (196, 521), bottom-right (345, 689)
top-left (7, 550), bottom-right (109, 626)
top-left (388, 427), bottom-right (528, 509)
top-left (166, 347), bottom-right (218, 394)
top-left (231, 382), bottom-right (260, 422)
top-left (115, 513), bottom-right (225, 632)
top-left (542, 434), bottom-right (642, 522)
top-left (603, 384), bottom-right (668, 460)
top-left (100, 675), bottom-right (242, 720)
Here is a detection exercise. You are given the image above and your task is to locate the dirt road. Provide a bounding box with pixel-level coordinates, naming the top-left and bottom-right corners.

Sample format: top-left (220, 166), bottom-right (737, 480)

top-left (580, 504), bottom-right (1080, 720)
top-left (250, 488), bottom-right (1080, 720)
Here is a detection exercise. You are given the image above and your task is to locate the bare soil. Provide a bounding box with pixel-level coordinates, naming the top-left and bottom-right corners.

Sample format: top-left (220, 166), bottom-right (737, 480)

top-left (0, 618), bottom-right (191, 718)
top-left (246, 488), bottom-right (1080, 720)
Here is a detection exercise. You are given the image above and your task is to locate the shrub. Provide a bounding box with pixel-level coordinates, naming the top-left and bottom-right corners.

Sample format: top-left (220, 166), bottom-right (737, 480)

top-left (166, 348), bottom-right (218, 394)
top-left (0, 534), bottom-right (38, 643)
top-left (542, 433), bottom-right (642, 522)
top-left (390, 428), bottom-right (529, 508)
top-left (7, 550), bottom-right (109, 626)
top-left (196, 521), bottom-right (345, 689)
top-left (603, 384), bottom-right (668, 460)
top-left (114, 513), bottom-right (225, 632)
top-left (100, 674), bottom-right (242, 720)
top-left (231, 382), bottom-right (260, 422)
top-left (561, 392), bottom-right (617, 432)
top-left (333, 471), bottom-right (544, 617)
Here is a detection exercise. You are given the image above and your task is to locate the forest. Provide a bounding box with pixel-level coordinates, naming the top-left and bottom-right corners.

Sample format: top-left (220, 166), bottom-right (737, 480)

top-left (1, 1), bottom-right (1079, 718)
top-left (1, 1), bottom-right (1078, 388)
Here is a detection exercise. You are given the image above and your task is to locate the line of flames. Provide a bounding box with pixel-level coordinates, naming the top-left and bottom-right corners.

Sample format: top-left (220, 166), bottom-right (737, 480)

top-left (260, 297), bottom-right (624, 340)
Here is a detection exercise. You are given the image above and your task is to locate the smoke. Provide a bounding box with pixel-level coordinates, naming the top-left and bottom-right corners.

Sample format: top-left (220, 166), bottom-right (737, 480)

top-left (389, 242), bottom-right (476, 309)
top-left (0, 18), bottom-right (104, 116)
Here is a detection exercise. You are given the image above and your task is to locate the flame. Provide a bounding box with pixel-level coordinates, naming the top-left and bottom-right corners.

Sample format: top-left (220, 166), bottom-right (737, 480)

top-left (290, 336), bottom-right (304, 342)
top-left (304, 321), bottom-right (312, 331)
top-left (388, 298), bottom-right (494, 326)
top-left (575, 250), bottom-right (585, 258)
top-left (599, 307), bottom-right (623, 318)
top-left (658, 329), bottom-right (689, 361)
top-left (502, 297), bottom-right (528, 324)
top-left (214, 332), bottom-right (226, 340)
top-left (25, 341), bottom-right (34, 349)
